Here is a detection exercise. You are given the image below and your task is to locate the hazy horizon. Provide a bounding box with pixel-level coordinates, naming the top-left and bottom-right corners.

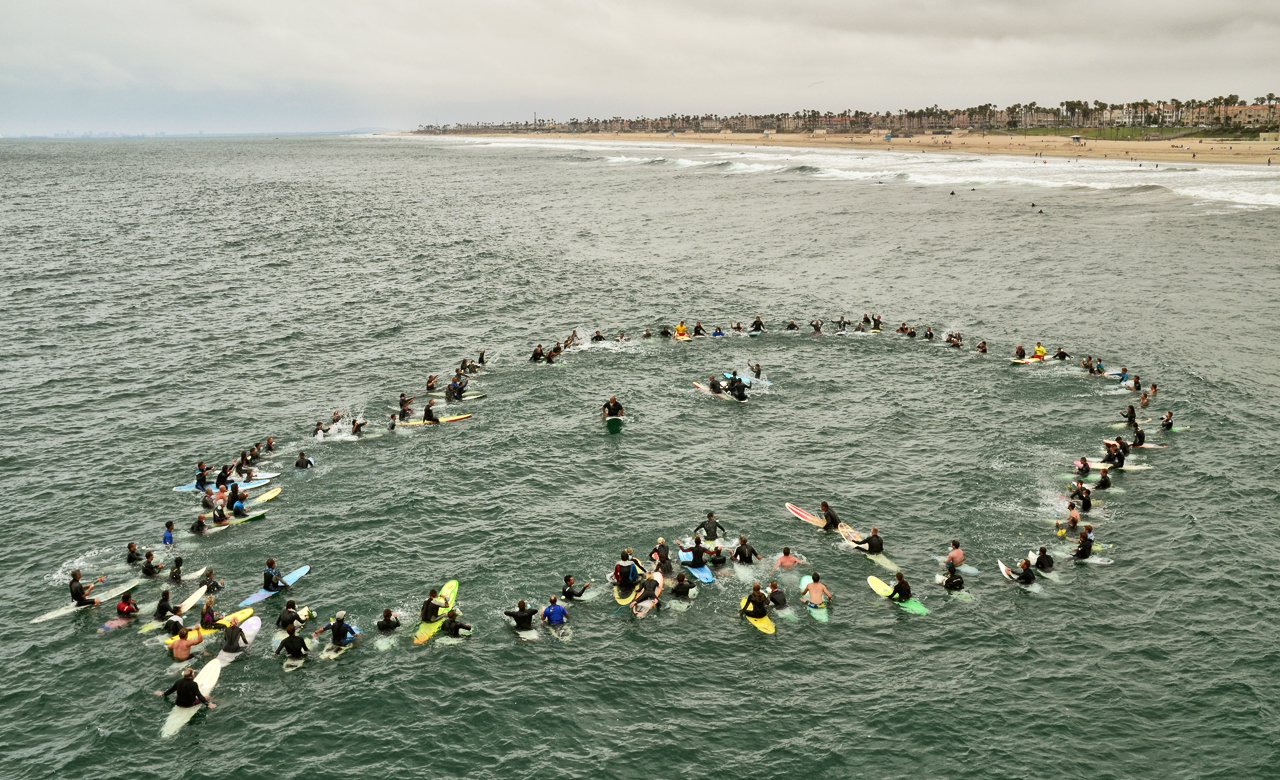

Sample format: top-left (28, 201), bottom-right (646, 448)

top-left (2, 0), bottom-right (1277, 136)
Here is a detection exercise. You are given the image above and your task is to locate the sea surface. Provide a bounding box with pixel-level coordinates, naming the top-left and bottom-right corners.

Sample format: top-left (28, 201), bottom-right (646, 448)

top-left (2, 135), bottom-right (1278, 780)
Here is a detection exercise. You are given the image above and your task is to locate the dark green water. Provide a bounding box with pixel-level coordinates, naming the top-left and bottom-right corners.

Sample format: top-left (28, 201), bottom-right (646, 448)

top-left (3, 136), bottom-right (1278, 779)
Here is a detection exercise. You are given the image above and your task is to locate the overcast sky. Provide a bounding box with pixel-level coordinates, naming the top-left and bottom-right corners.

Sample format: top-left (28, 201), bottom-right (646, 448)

top-left (2, 0), bottom-right (1277, 135)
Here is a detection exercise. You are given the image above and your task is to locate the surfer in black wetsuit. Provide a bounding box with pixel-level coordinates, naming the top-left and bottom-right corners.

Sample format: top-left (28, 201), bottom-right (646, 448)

top-left (706, 541), bottom-right (727, 567)
top-left (398, 393), bottom-right (415, 421)
top-left (750, 317), bottom-right (766, 333)
top-left (1095, 468), bottom-right (1111, 490)
top-left (601, 397), bottom-right (623, 418)
top-left (642, 329), bottom-right (652, 338)
top-left (660, 326), bottom-right (671, 338)
top-left (505, 601), bottom-right (537, 631)
top-left (1077, 458), bottom-right (1092, 477)
top-left (1133, 427), bottom-right (1146, 446)
top-left (376, 609), bottom-right (400, 632)
top-left (1072, 532), bottom-right (1094, 560)
top-left (785, 320), bottom-right (799, 331)
top-left (1079, 489), bottom-right (1092, 513)
top-left (943, 563), bottom-right (964, 591)
top-left (530, 345), bottom-right (545, 362)
top-left (156, 667), bottom-right (215, 708)
top-left (1014, 559), bottom-right (1037, 584)
top-left (314, 611), bottom-right (359, 646)
top-left (853, 527), bottom-right (884, 555)
top-left (441, 610), bottom-right (471, 637)
top-left (200, 569), bottom-right (224, 593)
top-left (295, 452), bottom-right (314, 469)
top-left (976, 341), bottom-right (987, 353)
top-left (1035, 547), bottom-right (1054, 573)
top-left (1161, 412), bottom-right (1173, 430)
top-left (748, 362), bottom-right (763, 379)
top-left (420, 400), bottom-right (439, 423)
top-left (69, 570), bottom-right (103, 606)
top-left (924, 327), bottom-right (934, 340)
top-left (739, 584), bottom-right (769, 618)
top-left (127, 542), bottom-right (144, 564)
top-left (1053, 348), bottom-right (1071, 360)
top-left (767, 582), bottom-right (787, 607)
top-left (671, 573), bottom-right (694, 599)
top-left (562, 575), bottom-right (591, 600)
top-left (634, 572), bottom-right (661, 606)
top-left (708, 376), bottom-right (724, 395)
top-left (729, 380), bottom-right (747, 401)
top-left (275, 625), bottom-right (308, 659)
top-left (692, 322), bottom-right (706, 337)
top-left (820, 501), bottom-right (840, 531)
top-left (650, 539), bottom-right (673, 575)
top-left (141, 552), bottom-right (164, 578)
top-left (168, 557), bottom-right (185, 583)
top-left (695, 513), bottom-right (726, 542)
top-left (906, 327), bottom-right (916, 338)
top-left (680, 538), bottom-right (710, 569)
top-left (888, 572), bottom-right (912, 601)
top-left (263, 559), bottom-right (289, 593)
top-left (420, 590), bottom-right (447, 623)
top-left (220, 617), bottom-right (249, 654)
top-left (1014, 345), bottom-right (1026, 360)
top-left (872, 315), bottom-right (882, 329)
top-left (732, 536), bottom-right (762, 564)
top-left (591, 330), bottom-right (605, 342)
top-left (810, 319), bottom-right (823, 334)
top-left (1120, 405), bottom-right (1137, 425)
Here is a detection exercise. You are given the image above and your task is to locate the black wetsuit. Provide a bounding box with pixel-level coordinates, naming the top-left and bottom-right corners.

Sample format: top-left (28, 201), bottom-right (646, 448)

top-left (603, 401), bottom-right (623, 417)
top-left (163, 677), bottom-right (209, 708)
top-left (530, 348), bottom-right (544, 362)
top-left (377, 615), bottom-right (401, 632)
top-left (695, 519), bottom-right (725, 542)
top-left (275, 634), bottom-right (308, 658)
top-left (153, 599), bottom-right (172, 620)
top-left (684, 546), bottom-right (708, 568)
top-left (562, 583), bottom-right (588, 601)
top-left (1077, 461), bottom-right (1091, 476)
top-left (70, 580), bottom-right (93, 606)
top-left (943, 573), bottom-right (964, 591)
top-left (785, 322), bottom-right (798, 331)
top-left (732, 544), bottom-right (759, 564)
top-left (277, 608), bottom-right (303, 629)
top-left (1095, 472), bottom-right (1111, 490)
top-left (750, 365), bottom-right (762, 378)
top-left (888, 580), bottom-right (911, 601)
top-left (142, 560), bottom-right (162, 578)
top-left (441, 618), bottom-right (469, 637)
top-left (822, 507), bottom-right (840, 531)
top-left (200, 577), bottom-right (222, 593)
top-left (857, 534), bottom-right (884, 555)
top-left (1080, 494), bottom-right (1092, 513)
top-left (672, 580), bottom-right (694, 599)
top-left (1014, 566), bottom-right (1036, 584)
top-left (1122, 408), bottom-right (1136, 424)
top-left (422, 405), bottom-right (438, 423)
top-left (263, 569), bottom-right (284, 592)
top-left (295, 457), bottom-right (313, 469)
top-left (1035, 553), bottom-right (1055, 572)
top-left (750, 321), bottom-right (764, 332)
top-left (1134, 429), bottom-right (1146, 446)
top-left (709, 378), bottom-right (724, 394)
top-left (320, 620), bottom-right (357, 646)
top-left (169, 566), bottom-right (183, 583)
top-left (221, 625), bottom-right (248, 653)
top-left (635, 579), bottom-right (660, 602)
top-left (1074, 537), bottom-right (1094, 560)
top-left (768, 588), bottom-right (787, 608)
top-left (504, 607), bottom-right (537, 631)
top-left (591, 334), bottom-right (605, 342)
top-left (421, 599), bottom-right (446, 623)
top-left (741, 593), bottom-right (768, 618)
top-left (127, 549), bottom-right (144, 564)
top-left (1162, 417), bottom-right (1173, 431)
top-left (651, 544), bottom-right (673, 575)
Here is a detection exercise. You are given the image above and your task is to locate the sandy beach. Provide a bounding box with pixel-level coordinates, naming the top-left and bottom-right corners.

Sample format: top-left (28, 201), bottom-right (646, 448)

top-left (392, 130), bottom-right (1280, 166)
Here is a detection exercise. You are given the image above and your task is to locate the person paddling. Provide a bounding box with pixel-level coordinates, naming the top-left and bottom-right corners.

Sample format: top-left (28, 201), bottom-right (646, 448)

top-left (156, 667), bottom-right (216, 709)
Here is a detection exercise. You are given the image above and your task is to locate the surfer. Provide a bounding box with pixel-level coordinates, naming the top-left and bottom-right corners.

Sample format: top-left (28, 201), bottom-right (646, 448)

top-left (1033, 342), bottom-right (1046, 358)
top-left (169, 627), bottom-right (204, 661)
top-left (819, 501), bottom-right (840, 531)
top-left (163, 522), bottom-right (175, 547)
top-left (785, 320), bottom-right (799, 331)
top-left (750, 317), bottom-right (766, 333)
top-left (800, 573), bottom-right (832, 607)
top-left (199, 597), bottom-right (218, 629)
top-left (729, 379), bottom-right (747, 402)
top-left (710, 326), bottom-right (724, 337)
top-left (671, 573), bottom-right (694, 600)
top-left (262, 559), bottom-right (290, 594)
top-left (126, 543), bottom-right (144, 564)
top-left (168, 556), bottom-right (185, 583)
top-left (1133, 427), bottom-right (1146, 446)
top-left (708, 375), bottom-right (724, 395)
top-left (695, 512), bottom-right (726, 542)
top-left (977, 341), bottom-right (987, 354)
top-left (772, 548), bottom-right (804, 571)
top-left (924, 327), bottom-right (934, 341)
top-left (420, 590), bottom-right (448, 623)
top-left (530, 345), bottom-right (544, 362)
top-left (852, 527), bottom-right (884, 555)
top-left (441, 610), bottom-right (471, 637)
top-left (767, 582), bottom-right (786, 608)
top-left (540, 597), bottom-right (568, 628)
top-left (1071, 532), bottom-right (1094, 560)
top-left (732, 536), bottom-right (762, 564)
top-left (141, 552), bottom-right (164, 578)
top-left (376, 609), bottom-right (401, 632)
top-left (68, 570), bottom-right (103, 606)
top-left (1014, 345), bottom-right (1026, 360)
top-left (1077, 457), bottom-right (1092, 477)
top-left (591, 330), bottom-right (606, 342)
top-left (942, 563), bottom-right (964, 592)
top-left (277, 600), bottom-right (306, 629)
top-left (349, 418), bottom-right (367, 436)
top-left (945, 540), bottom-right (965, 567)
top-left (679, 538), bottom-right (712, 570)
top-left (199, 569), bottom-right (224, 593)
top-left (153, 591), bottom-right (174, 621)
top-left (562, 575), bottom-right (591, 601)
top-left (887, 572), bottom-right (912, 602)
top-left (1095, 468), bottom-right (1111, 490)
top-left (275, 625), bottom-right (309, 660)
top-left (748, 362), bottom-right (763, 379)
top-left (295, 452), bottom-right (314, 469)
top-left (634, 572), bottom-right (661, 607)
top-left (674, 321), bottom-right (689, 337)
top-left (872, 314), bottom-right (882, 329)
top-left (420, 400), bottom-right (440, 424)
top-left (651, 538), bottom-right (673, 575)
top-left (505, 601), bottom-right (537, 631)
top-left (693, 322), bottom-right (707, 336)
top-left (810, 319), bottom-right (823, 334)
top-left (660, 326), bottom-right (671, 338)
top-left (601, 397), bottom-right (624, 418)
top-left (156, 668), bottom-right (216, 709)
top-left (398, 394), bottom-right (415, 421)
top-left (1053, 348), bottom-right (1071, 360)
top-left (220, 617), bottom-right (249, 654)
top-left (613, 552), bottom-right (642, 591)
top-left (642, 329), bottom-right (652, 338)
top-left (116, 592), bottom-right (139, 617)
top-left (1161, 412), bottom-right (1173, 430)
top-left (1013, 559), bottom-right (1037, 584)
top-left (739, 583), bottom-right (770, 618)
top-left (1034, 547), bottom-right (1055, 573)
top-left (313, 611), bottom-right (359, 646)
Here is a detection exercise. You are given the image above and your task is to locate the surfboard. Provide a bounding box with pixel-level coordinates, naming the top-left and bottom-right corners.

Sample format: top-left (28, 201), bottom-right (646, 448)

top-left (238, 565), bottom-right (309, 607)
top-left (1077, 557), bottom-right (1114, 565)
top-left (739, 597), bottom-right (775, 634)
top-left (839, 526), bottom-right (899, 572)
top-left (32, 579), bottom-right (142, 624)
top-left (166, 607), bottom-right (254, 645)
top-left (999, 560), bottom-right (1042, 592)
top-left (747, 331), bottom-right (761, 337)
top-left (283, 655), bottom-right (306, 672)
top-left (161, 659), bottom-right (221, 738)
top-left (173, 479), bottom-right (269, 493)
top-left (247, 487), bottom-right (282, 506)
top-left (933, 573), bottom-right (975, 599)
top-left (786, 503), bottom-right (825, 528)
top-left (867, 576), bottom-right (928, 614)
top-left (631, 572), bottom-right (663, 617)
top-left (203, 510), bottom-right (268, 535)
top-left (693, 382), bottom-right (746, 402)
top-left (398, 414), bottom-right (472, 427)
top-left (270, 606), bottom-right (315, 648)
top-left (177, 585), bottom-right (208, 616)
top-left (798, 575), bottom-right (829, 622)
top-left (216, 615), bottom-right (261, 664)
top-left (1170, 426), bottom-right (1192, 432)
top-left (931, 555), bottom-right (980, 575)
top-left (674, 333), bottom-right (692, 341)
top-left (413, 580), bottom-right (459, 644)
top-left (723, 373), bottom-right (771, 387)
top-left (319, 624), bottom-right (361, 658)
top-left (516, 628), bottom-right (540, 642)
top-left (427, 392), bottom-right (487, 401)
top-left (1108, 418), bottom-right (1152, 429)
top-left (1009, 357), bottom-right (1045, 364)
top-left (1059, 473), bottom-right (1103, 482)
top-left (1103, 439), bottom-right (1166, 449)
top-left (605, 416), bottom-right (624, 434)
top-left (182, 567), bottom-right (208, 582)
top-left (676, 550), bottom-right (714, 583)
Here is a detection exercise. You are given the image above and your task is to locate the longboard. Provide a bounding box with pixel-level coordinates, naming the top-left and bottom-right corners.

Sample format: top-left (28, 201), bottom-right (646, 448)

top-left (786, 503), bottom-right (825, 528)
top-left (693, 382), bottom-right (745, 402)
top-left (238, 565), bottom-right (309, 607)
top-left (167, 607), bottom-right (255, 645)
top-left (398, 414), bottom-right (472, 427)
top-left (414, 580), bottom-right (459, 644)
top-left (248, 487), bottom-right (282, 506)
top-left (202, 510), bottom-right (267, 535)
top-left (676, 550), bottom-right (713, 583)
top-left (161, 659), bottom-right (221, 738)
top-left (798, 575), bottom-right (828, 622)
top-left (32, 579), bottom-right (141, 624)
top-left (319, 624), bottom-right (361, 659)
top-left (839, 526), bottom-right (899, 572)
top-left (867, 576), bottom-right (928, 614)
top-left (216, 615), bottom-right (261, 664)
top-left (173, 479), bottom-right (268, 493)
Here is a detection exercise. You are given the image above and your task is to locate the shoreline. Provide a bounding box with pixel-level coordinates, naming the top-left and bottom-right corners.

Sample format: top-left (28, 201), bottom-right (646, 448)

top-left (382, 130), bottom-right (1280, 166)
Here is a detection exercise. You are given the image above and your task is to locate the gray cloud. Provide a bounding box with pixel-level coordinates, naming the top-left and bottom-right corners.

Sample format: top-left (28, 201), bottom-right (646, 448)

top-left (1, 0), bottom-right (1276, 135)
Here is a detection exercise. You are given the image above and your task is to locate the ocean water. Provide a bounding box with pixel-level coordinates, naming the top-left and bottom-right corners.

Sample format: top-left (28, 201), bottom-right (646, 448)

top-left (2, 135), bottom-right (1278, 780)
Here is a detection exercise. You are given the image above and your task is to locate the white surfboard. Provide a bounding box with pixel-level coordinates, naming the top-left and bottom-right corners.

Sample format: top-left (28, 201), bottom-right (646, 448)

top-left (161, 659), bottom-right (221, 738)
top-left (215, 616), bottom-right (260, 664)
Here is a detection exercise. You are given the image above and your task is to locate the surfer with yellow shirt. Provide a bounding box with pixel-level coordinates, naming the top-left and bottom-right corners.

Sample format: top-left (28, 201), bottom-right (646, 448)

top-left (674, 321), bottom-right (689, 338)
top-left (1033, 342), bottom-right (1047, 359)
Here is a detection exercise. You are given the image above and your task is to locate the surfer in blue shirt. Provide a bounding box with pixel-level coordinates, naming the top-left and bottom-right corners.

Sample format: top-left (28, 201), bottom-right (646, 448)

top-left (313, 611), bottom-right (358, 646)
top-left (163, 522), bottom-right (174, 546)
top-left (231, 498), bottom-right (248, 518)
top-left (263, 559), bottom-right (288, 593)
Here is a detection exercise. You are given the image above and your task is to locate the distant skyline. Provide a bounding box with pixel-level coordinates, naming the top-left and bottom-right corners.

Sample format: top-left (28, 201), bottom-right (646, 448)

top-left (2, 0), bottom-right (1277, 136)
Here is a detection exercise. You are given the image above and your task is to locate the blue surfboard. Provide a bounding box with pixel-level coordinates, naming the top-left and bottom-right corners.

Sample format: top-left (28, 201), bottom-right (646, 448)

top-left (174, 479), bottom-right (269, 493)
top-left (722, 373), bottom-right (771, 387)
top-left (238, 565), bottom-right (310, 607)
top-left (677, 550), bottom-right (714, 583)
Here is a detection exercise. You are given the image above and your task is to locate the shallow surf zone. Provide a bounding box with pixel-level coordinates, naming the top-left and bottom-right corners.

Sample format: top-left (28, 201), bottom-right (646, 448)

top-left (3, 134), bottom-right (1278, 780)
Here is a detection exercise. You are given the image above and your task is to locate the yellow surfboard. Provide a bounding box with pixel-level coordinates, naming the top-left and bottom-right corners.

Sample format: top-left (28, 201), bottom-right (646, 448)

top-left (414, 580), bottom-right (458, 644)
top-left (739, 597), bottom-right (776, 634)
top-left (165, 607), bottom-right (255, 645)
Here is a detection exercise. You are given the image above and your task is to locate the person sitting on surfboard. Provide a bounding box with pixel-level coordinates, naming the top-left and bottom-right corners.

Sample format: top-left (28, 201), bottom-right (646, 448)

top-left (767, 582), bottom-right (786, 608)
top-left (674, 321), bottom-right (689, 337)
top-left (706, 543), bottom-right (727, 568)
top-left (924, 327), bottom-right (934, 340)
top-left (633, 572), bottom-right (661, 607)
top-left (314, 611), bottom-right (358, 646)
top-left (810, 319), bottom-right (823, 334)
top-left (613, 553), bottom-right (642, 591)
top-left (529, 345), bottom-right (544, 362)
top-left (421, 400), bottom-right (439, 423)
top-left (420, 591), bottom-right (447, 623)
top-left (591, 330), bottom-right (605, 342)
top-left (562, 575), bottom-right (591, 601)
top-left (708, 375), bottom-right (724, 395)
top-left (157, 667), bottom-right (215, 709)
top-left (852, 528), bottom-right (884, 555)
top-left (872, 314), bottom-right (882, 329)
top-left (976, 341), bottom-right (987, 353)
top-left (748, 362), bottom-right (763, 379)
top-left (1014, 345), bottom-right (1026, 359)
top-left (541, 597), bottom-right (567, 627)
top-left (441, 611), bottom-right (471, 638)
top-left (116, 592), bottom-right (139, 617)
top-left (141, 552), bottom-right (164, 578)
top-left (695, 513), bottom-right (726, 542)
top-left (263, 559), bottom-right (289, 594)
top-left (800, 573), bottom-right (832, 607)
top-left (739, 584), bottom-right (769, 618)
top-left (1095, 468), bottom-right (1111, 490)
top-left (601, 397), bottom-right (623, 418)
top-left (1033, 342), bottom-right (1046, 358)
top-left (671, 574), bottom-right (694, 600)
top-left (750, 317), bottom-right (766, 332)
top-left (505, 601), bottom-right (537, 631)
top-left (784, 320), bottom-right (798, 330)
top-left (1133, 428), bottom-right (1146, 446)
top-left (887, 572), bottom-right (912, 602)
top-left (275, 625), bottom-right (308, 660)
top-left (170, 627), bottom-right (203, 661)
top-left (1034, 548), bottom-right (1055, 573)
top-left (650, 539), bottom-right (673, 575)
top-left (659, 326), bottom-right (671, 338)
top-left (942, 563), bottom-right (964, 592)
top-left (200, 597), bottom-right (218, 629)
top-left (198, 569), bottom-right (223, 594)
top-left (945, 540), bottom-right (965, 568)
top-left (819, 501), bottom-right (841, 531)
top-left (376, 609), bottom-right (400, 633)
top-left (1053, 347), bottom-right (1071, 360)
top-left (220, 617), bottom-right (249, 654)
top-left (277, 600), bottom-right (306, 630)
top-left (732, 536), bottom-right (762, 564)
top-left (126, 542), bottom-right (144, 565)
top-left (907, 327), bottom-right (916, 338)
top-left (678, 539), bottom-right (711, 569)
top-left (1160, 412), bottom-right (1173, 430)
top-left (1076, 457), bottom-right (1092, 477)
top-left (1014, 560), bottom-right (1037, 584)
top-left (692, 322), bottom-right (706, 336)
top-left (1072, 532), bottom-right (1094, 560)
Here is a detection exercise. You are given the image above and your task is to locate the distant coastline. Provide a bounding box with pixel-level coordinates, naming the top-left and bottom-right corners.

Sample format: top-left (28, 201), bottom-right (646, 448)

top-left (383, 130), bottom-right (1280, 166)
